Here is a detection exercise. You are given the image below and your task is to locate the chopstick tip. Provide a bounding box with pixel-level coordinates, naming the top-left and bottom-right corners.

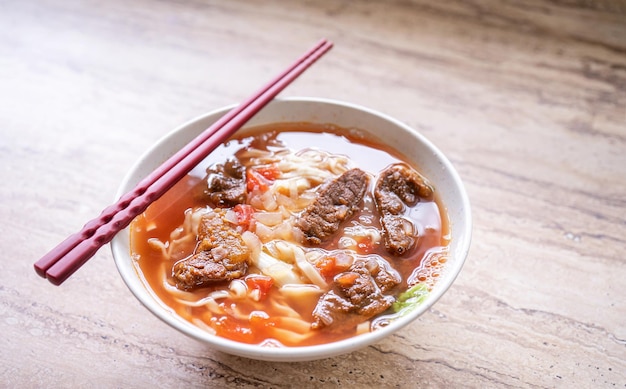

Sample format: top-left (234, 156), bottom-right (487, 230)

top-left (33, 263), bottom-right (47, 278)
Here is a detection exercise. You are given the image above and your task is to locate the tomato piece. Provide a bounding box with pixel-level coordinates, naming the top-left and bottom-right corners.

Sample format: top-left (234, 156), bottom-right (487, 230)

top-left (245, 275), bottom-right (274, 300)
top-left (315, 253), bottom-right (354, 279)
top-left (210, 310), bottom-right (277, 344)
top-left (210, 315), bottom-right (254, 343)
top-left (335, 272), bottom-right (359, 287)
top-left (233, 204), bottom-right (255, 231)
top-left (246, 169), bottom-right (269, 192)
top-left (246, 165), bottom-right (280, 192)
top-left (315, 256), bottom-right (337, 278)
top-left (255, 164), bottom-right (281, 181)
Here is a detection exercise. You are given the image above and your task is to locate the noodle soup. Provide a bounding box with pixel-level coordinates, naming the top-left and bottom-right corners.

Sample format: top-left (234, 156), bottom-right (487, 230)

top-left (129, 122), bottom-right (450, 347)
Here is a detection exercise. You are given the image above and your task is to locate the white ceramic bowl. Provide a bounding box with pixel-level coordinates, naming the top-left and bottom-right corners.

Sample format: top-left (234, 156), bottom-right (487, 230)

top-left (111, 97), bottom-right (471, 362)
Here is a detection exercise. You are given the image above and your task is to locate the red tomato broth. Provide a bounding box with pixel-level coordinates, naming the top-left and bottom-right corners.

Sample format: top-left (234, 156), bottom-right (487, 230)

top-left (130, 122), bottom-right (450, 346)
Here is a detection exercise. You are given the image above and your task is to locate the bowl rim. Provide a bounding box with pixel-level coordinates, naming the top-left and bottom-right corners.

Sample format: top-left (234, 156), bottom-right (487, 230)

top-left (111, 96), bottom-right (472, 361)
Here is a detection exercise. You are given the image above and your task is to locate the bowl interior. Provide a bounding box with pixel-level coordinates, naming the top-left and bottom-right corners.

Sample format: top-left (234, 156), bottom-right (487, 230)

top-left (111, 97), bottom-right (471, 361)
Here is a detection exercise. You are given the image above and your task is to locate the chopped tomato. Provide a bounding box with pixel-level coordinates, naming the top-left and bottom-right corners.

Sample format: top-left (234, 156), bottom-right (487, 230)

top-left (335, 272), bottom-right (359, 287)
top-left (210, 309), bottom-right (279, 344)
top-left (233, 204), bottom-right (255, 231)
top-left (210, 315), bottom-right (255, 343)
top-left (315, 256), bottom-right (337, 278)
top-left (245, 275), bottom-right (274, 300)
top-left (315, 253), bottom-right (353, 279)
top-left (246, 165), bottom-right (280, 192)
top-left (255, 164), bottom-right (280, 181)
top-left (246, 169), bottom-right (269, 192)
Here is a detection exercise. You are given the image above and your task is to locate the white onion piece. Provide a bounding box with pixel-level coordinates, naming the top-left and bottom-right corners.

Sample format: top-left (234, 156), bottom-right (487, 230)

top-left (273, 222), bottom-right (294, 240)
top-left (223, 209), bottom-right (238, 225)
top-left (356, 320), bottom-right (371, 335)
top-left (260, 190), bottom-right (278, 211)
top-left (254, 222), bottom-right (274, 241)
top-left (241, 231), bottom-right (261, 260)
top-left (249, 289), bottom-right (261, 302)
top-left (274, 193), bottom-right (296, 209)
top-left (229, 279), bottom-right (248, 299)
top-left (254, 211), bottom-right (284, 226)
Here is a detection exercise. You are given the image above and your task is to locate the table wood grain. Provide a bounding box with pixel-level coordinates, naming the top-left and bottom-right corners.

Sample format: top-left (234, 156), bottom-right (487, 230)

top-left (1, 0), bottom-right (625, 387)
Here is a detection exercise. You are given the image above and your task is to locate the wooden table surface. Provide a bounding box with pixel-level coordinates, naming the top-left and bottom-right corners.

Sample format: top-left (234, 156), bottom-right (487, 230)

top-left (2, 0), bottom-right (625, 387)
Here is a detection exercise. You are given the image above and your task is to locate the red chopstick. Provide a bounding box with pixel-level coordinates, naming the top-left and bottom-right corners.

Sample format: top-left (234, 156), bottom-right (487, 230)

top-left (34, 39), bottom-right (333, 285)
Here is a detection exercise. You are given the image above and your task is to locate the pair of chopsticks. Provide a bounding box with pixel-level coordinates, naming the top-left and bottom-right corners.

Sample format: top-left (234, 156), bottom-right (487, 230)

top-left (34, 39), bottom-right (334, 285)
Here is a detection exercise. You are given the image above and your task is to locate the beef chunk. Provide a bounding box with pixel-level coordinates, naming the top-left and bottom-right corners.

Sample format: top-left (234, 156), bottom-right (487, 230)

top-left (172, 209), bottom-right (249, 290)
top-left (374, 164), bottom-right (434, 255)
top-left (205, 159), bottom-right (246, 207)
top-left (365, 256), bottom-right (401, 293)
top-left (311, 257), bottom-right (400, 331)
top-left (172, 252), bottom-right (247, 290)
top-left (375, 164), bottom-right (433, 208)
top-left (379, 214), bottom-right (416, 256)
top-left (296, 168), bottom-right (369, 245)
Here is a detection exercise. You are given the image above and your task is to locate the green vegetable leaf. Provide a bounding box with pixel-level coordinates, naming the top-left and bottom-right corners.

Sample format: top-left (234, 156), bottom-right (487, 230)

top-left (393, 283), bottom-right (430, 316)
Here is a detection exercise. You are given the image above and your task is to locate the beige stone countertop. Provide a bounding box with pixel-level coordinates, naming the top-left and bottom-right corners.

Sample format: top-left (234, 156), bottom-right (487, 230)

top-left (1, 0), bottom-right (625, 387)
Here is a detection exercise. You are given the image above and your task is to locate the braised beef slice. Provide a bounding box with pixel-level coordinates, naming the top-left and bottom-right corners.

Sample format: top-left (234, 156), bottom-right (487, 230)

top-left (311, 258), bottom-right (400, 331)
top-left (374, 164), bottom-right (434, 256)
top-left (375, 164), bottom-right (433, 208)
top-left (296, 168), bottom-right (369, 245)
top-left (172, 210), bottom-right (249, 290)
top-left (365, 256), bottom-right (402, 293)
top-left (205, 159), bottom-right (246, 207)
top-left (379, 214), bottom-right (415, 256)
